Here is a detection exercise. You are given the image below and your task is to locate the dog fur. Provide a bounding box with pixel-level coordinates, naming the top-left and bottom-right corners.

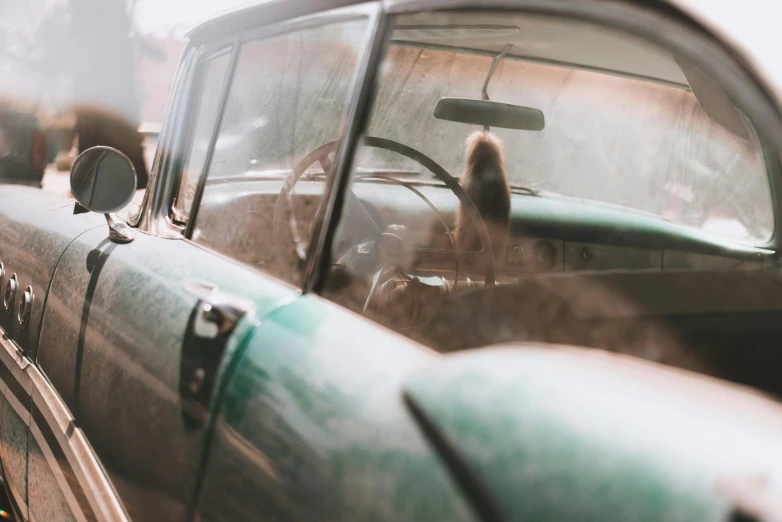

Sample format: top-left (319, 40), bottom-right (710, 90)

top-left (455, 131), bottom-right (511, 261)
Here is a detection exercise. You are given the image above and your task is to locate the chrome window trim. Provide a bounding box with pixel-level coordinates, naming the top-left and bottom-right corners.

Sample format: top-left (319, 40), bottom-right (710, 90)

top-left (185, 1), bottom-right (382, 241)
top-left (171, 45), bottom-right (235, 225)
top-left (237, 8), bottom-right (374, 44)
top-left (135, 44), bottom-right (198, 237)
top-left (135, 33), bottom-right (237, 238)
top-left (187, 0), bottom-right (368, 42)
top-left (182, 40), bottom-right (240, 239)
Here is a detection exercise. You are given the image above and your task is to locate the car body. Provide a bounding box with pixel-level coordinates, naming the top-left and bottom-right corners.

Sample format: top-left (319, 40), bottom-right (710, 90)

top-left (0, 1), bottom-right (781, 522)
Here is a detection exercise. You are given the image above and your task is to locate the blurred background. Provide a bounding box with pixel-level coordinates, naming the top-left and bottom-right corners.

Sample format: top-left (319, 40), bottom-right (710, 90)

top-left (0, 0), bottom-right (247, 193)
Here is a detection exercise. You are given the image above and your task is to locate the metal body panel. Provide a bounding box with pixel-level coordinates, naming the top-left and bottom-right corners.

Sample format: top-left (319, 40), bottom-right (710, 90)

top-left (0, 187), bottom-right (104, 359)
top-left (196, 295), bottom-right (475, 522)
top-left (28, 434), bottom-right (78, 522)
top-left (403, 346), bottom-right (782, 521)
top-left (37, 228), bottom-right (295, 522)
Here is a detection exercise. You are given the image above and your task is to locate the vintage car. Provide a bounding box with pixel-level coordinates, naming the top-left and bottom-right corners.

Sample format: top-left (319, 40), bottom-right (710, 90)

top-left (0, 0), bottom-right (781, 521)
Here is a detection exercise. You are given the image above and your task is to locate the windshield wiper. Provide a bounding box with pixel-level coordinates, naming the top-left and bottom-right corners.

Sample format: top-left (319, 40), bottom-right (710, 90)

top-left (509, 184), bottom-right (539, 196)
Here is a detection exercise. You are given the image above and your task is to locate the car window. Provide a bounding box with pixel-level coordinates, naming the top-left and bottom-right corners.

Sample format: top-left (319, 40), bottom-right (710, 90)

top-left (360, 31), bottom-right (772, 243)
top-left (371, 57), bottom-right (770, 242)
top-left (190, 18), bottom-right (369, 286)
top-left (172, 48), bottom-right (232, 223)
top-left (322, 10), bottom-right (778, 387)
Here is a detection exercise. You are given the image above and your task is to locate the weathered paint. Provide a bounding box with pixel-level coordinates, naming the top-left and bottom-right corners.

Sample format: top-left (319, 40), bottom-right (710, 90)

top-left (196, 294), bottom-right (476, 522)
top-left (37, 227), bottom-right (297, 522)
top-left (0, 186), bottom-right (104, 359)
top-left (404, 346), bottom-right (782, 522)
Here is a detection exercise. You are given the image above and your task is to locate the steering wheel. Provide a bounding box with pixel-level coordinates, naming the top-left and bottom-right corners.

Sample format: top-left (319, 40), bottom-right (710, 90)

top-left (272, 137), bottom-right (496, 292)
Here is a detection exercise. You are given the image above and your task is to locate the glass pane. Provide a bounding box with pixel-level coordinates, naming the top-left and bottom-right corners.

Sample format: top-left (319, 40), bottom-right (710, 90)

top-left (323, 10), bottom-right (778, 396)
top-left (192, 19), bottom-right (368, 286)
top-left (173, 49), bottom-right (231, 222)
top-left (361, 39), bottom-right (772, 243)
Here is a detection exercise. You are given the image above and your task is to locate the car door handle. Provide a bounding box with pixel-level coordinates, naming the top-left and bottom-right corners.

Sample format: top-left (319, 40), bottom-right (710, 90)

top-left (183, 281), bottom-right (253, 339)
top-left (180, 282), bottom-right (254, 429)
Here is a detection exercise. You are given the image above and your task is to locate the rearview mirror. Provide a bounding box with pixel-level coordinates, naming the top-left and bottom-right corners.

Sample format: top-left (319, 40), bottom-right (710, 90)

top-left (434, 97), bottom-right (545, 131)
top-left (70, 146), bottom-right (137, 243)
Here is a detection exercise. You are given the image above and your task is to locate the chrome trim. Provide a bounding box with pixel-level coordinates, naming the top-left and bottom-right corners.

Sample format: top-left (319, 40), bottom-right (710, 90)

top-left (17, 285), bottom-right (32, 329)
top-left (3, 274), bottom-right (17, 314)
top-left (105, 213), bottom-right (135, 244)
top-left (182, 282), bottom-right (254, 338)
top-left (187, 0), bottom-right (366, 41)
top-left (136, 45), bottom-right (199, 238)
top-left (238, 6), bottom-right (375, 43)
top-left (29, 367), bottom-right (130, 522)
top-left (184, 41), bottom-right (241, 238)
top-left (170, 44), bottom-right (235, 225)
top-left (0, 328), bottom-right (130, 522)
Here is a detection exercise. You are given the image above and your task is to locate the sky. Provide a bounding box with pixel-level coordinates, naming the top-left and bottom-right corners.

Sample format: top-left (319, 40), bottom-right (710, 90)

top-left (133, 0), bottom-right (255, 38)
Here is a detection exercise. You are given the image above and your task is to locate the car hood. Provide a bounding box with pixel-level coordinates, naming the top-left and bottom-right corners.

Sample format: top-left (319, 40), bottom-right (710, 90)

top-left (403, 345), bottom-right (782, 522)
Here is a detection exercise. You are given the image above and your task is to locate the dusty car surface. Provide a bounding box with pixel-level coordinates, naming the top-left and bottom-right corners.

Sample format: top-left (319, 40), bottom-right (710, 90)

top-left (0, 0), bottom-right (781, 521)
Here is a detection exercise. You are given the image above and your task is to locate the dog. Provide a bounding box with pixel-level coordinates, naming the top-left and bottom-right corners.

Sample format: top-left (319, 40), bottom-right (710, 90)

top-left (455, 131), bottom-right (511, 262)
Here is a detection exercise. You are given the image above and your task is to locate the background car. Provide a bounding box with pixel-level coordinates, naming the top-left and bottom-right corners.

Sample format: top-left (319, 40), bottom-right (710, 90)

top-left (0, 109), bottom-right (47, 187)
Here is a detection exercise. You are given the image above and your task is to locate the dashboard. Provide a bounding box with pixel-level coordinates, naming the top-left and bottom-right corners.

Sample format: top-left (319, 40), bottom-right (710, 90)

top-left (196, 175), bottom-right (772, 283)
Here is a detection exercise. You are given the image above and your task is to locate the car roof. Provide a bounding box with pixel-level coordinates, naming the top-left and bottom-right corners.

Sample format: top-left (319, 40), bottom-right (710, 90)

top-left (186, 0), bottom-right (782, 109)
top-left (186, 0), bottom-right (364, 42)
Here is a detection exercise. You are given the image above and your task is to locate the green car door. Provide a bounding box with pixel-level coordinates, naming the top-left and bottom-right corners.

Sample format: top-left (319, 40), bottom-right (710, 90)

top-left (35, 227), bottom-right (293, 522)
top-left (29, 6), bottom-right (376, 522)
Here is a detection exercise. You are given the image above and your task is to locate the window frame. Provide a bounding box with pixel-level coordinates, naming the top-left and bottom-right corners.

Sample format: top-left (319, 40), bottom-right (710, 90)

top-left (135, 30), bottom-right (238, 238)
top-left (170, 44), bottom-right (234, 225)
top-left (138, 0), bottom-right (782, 293)
top-left (145, 2), bottom-right (384, 291)
top-left (306, 0), bottom-right (782, 294)
top-left (184, 7), bottom-right (381, 239)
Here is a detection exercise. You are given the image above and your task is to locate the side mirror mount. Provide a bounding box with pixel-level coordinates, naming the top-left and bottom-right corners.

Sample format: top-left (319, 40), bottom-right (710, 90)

top-left (70, 146), bottom-right (137, 244)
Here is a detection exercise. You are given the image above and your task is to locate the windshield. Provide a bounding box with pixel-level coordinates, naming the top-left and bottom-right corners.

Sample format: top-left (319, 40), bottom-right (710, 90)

top-left (355, 21), bottom-right (773, 243)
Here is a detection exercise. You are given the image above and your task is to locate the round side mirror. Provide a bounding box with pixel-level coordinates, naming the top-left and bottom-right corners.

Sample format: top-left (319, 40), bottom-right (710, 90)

top-left (70, 146), bottom-right (137, 213)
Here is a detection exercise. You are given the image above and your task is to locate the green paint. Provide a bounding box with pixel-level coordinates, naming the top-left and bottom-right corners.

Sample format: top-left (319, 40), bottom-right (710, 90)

top-left (404, 347), bottom-right (782, 521)
top-left (201, 295), bottom-right (476, 521)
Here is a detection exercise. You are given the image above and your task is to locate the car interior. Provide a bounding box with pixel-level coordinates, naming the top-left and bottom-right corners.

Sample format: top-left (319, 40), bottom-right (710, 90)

top-left (191, 11), bottom-right (782, 398)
